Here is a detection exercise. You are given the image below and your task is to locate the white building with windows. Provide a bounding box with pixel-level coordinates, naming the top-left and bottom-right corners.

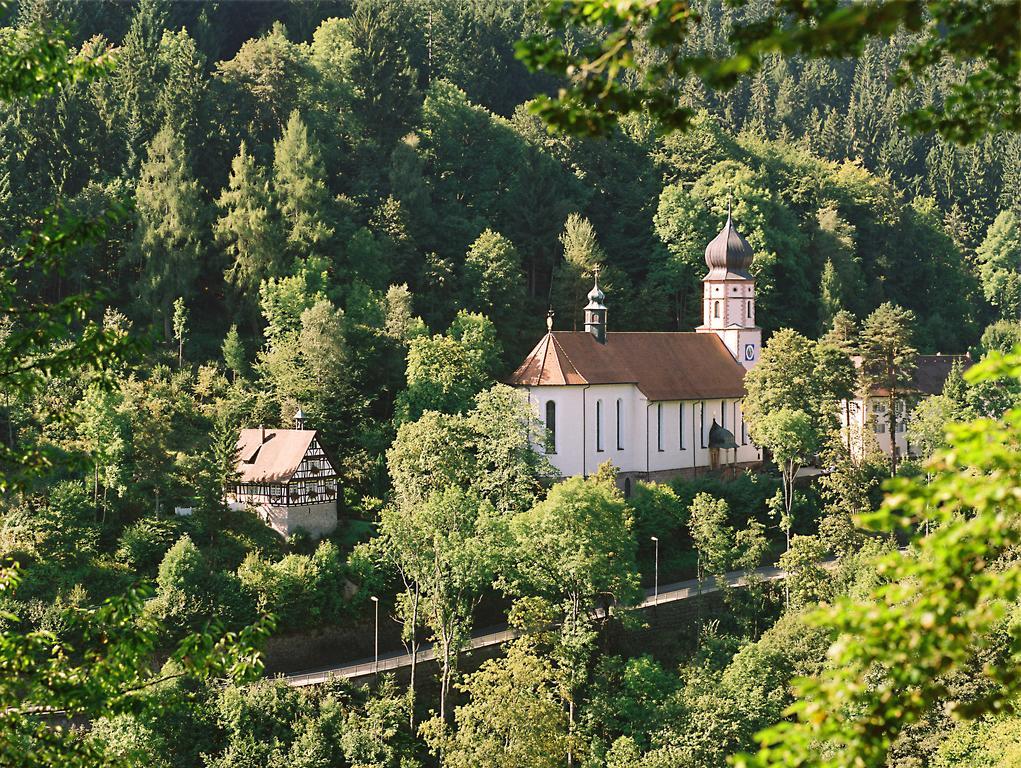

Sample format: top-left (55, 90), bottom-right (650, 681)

top-left (509, 210), bottom-right (763, 491)
top-left (840, 354), bottom-right (971, 461)
top-left (228, 410), bottom-right (340, 538)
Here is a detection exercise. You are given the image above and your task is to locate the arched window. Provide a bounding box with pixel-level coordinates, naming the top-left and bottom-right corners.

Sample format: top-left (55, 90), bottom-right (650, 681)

top-left (616, 399), bottom-right (624, 450)
top-left (720, 399), bottom-right (726, 429)
top-left (545, 401), bottom-right (556, 454)
top-left (747, 300), bottom-right (752, 318)
top-left (596, 400), bottom-right (604, 451)
top-left (714, 300), bottom-right (721, 318)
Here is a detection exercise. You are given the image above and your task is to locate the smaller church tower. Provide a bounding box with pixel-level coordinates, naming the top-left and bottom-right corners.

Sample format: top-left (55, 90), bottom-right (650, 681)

top-left (696, 204), bottom-right (761, 369)
top-left (584, 271), bottom-right (607, 344)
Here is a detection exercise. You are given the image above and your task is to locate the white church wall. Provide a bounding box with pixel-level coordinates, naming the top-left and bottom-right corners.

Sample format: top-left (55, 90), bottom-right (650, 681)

top-left (526, 386), bottom-right (761, 480)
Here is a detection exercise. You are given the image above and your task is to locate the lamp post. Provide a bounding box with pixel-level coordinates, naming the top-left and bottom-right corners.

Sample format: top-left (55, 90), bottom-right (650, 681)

top-left (650, 536), bottom-right (659, 607)
top-left (370, 596), bottom-right (379, 675)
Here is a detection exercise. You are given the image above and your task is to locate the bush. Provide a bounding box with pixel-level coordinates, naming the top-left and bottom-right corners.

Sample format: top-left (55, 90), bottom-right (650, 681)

top-left (116, 518), bottom-right (186, 576)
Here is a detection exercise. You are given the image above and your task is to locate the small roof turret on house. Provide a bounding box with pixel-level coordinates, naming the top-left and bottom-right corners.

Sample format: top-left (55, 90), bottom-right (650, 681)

top-left (704, 202), bottom-right (754, 280)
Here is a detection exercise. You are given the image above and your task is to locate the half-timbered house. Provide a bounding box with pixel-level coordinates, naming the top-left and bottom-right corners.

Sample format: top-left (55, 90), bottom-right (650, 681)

top-left (229, 411), bottom-right (340, 538)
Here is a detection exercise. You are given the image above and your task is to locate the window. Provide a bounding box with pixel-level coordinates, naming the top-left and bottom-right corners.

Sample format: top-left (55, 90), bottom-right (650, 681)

top-left (741, 407), bottom-right (747, 445)
top-left (657, 403), bottom-right (664, 452)
top-left (679, 402), bottom-right (685, 450)
top-left (720, 400), bottom-right (726, 429)
top-left (700, 401), bottom-right (706, 448)
top-left (545, 401), bottom-right (556, 454)
top-left (616, 399), bottom-right (624, 450)
top-left (596, 399), bottom-right (604, 451)
top-left (747, 300), bottom-right (752, 318)
top-left (714, 301), bottom-right (720, 318)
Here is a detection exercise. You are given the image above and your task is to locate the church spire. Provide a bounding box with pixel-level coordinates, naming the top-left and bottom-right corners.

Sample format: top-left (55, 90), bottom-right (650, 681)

top-left (583, 268), bottom-right (607, 344)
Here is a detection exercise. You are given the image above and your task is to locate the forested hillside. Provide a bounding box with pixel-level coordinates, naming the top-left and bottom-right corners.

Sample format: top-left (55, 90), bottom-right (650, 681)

top-left (3, 1), bottom-right (1021, 766)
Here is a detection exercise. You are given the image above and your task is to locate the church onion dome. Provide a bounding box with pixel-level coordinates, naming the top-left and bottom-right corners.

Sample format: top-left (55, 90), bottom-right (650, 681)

top-left (585, 273), bottom-right (606, 308)
top-left (704, 208), bottom-right (754, 280)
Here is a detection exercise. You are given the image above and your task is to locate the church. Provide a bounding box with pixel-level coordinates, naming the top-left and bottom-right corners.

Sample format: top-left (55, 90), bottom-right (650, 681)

top-left (509, 209), bottom-right (763, 491)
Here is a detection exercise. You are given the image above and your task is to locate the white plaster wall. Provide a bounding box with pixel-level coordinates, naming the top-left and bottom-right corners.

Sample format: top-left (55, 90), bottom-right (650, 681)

top-left (526, 386), bottom-right (760, 478)
top-left (840, 397), bottom-right (917, 460)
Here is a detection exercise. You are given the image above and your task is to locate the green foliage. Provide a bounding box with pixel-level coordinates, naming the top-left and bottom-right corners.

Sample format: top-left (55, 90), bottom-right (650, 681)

top-left (115, 518), bottom-right (183, 577)
top-left (504, 470), bottom-right (641, 616)
top-left (519, 0), bottom-right (1020, 142)
top-left (424, 639), bottom-right (572, 767)
top-left (0, 563), bottom-right (271, 768)
top-left (977, 210), bottom-right (1021, 321)
top-left (735, 348), bottom-right (1021, 768)
top-left (132, 125), bottom-right (205, 338)
top-left (215, 141), bottom-right (283, 298)
top-left (235, 541), bottom-right (352, 632)
top-left (273, 110), bottom-right (333, 262)
top-left (859, 301), bottom-right (917, 473)
top-left (395, 311), bottom-right (500, 422)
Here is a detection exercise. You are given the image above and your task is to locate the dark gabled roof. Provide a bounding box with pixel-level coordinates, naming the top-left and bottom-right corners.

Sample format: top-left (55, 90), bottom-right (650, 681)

top-left (508, 331), bottom-right (746, 401)
top-left (236, 428), bottom-right (335, 484)
top-left (856, 354), bottom-right (972, 397)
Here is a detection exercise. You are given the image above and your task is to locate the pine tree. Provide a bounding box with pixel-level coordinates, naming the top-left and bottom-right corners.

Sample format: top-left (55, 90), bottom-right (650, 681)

top-left (823, 310), bottom-right (859, 353)
top-left (222, 324), bottom-right (246, 381)
top-left (133, 125), bottom-right (205, 340)
top-left (859, 302), bottom-right (917, 475)
top-left (155, 28), bottom-right (206, 148)
top-left (819, 259), bottom-right (843, 333)
top-left (343, 0), bottom-right (420, 150)
top-left (116, 0), bottom-right (168, 174)
top-left (215, 140), bottom-right (283, 297)
top-left (273, 110), bottom-right (333, 264)
top-left (552, 213), bottom-right (605, 331)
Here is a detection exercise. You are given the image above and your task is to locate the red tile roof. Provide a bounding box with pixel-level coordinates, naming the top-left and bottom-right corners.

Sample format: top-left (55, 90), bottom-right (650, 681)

top-left (508, 331), bottom-right (746, 401)
top-left (236, 428), bottom-right (320, 484)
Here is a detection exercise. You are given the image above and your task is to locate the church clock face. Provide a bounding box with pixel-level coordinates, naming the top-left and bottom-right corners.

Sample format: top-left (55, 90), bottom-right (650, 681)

top-left (744, 343), bottom-right (756, 362)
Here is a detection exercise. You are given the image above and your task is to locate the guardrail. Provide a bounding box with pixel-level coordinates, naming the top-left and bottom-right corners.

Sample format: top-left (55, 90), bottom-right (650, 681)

top-left (282, 565), bottom-right (787, 687)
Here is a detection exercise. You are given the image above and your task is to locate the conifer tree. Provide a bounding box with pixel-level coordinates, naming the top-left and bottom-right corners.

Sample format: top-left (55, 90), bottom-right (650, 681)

top-left (552, 213), bottom-right (605, 331)
top-left (343, 0), bottom-right (420, 150)
top-left (823, 310), bottom-right (859, 353)
top-left (215, 141), bottom-right (283, 297)
top-left (273, 110), bottom-right (333, 264)
top-left (116, 0), bottom-right (168, 174)
top-left (222, 324), bottom-right (246, 381)
top-left (818, 259), bottom-right (843, 334)
top-left (155, 28), bottom-right (206, 149)
top-left (859, 302), bottom-right (917, 475)
top-left (133, 125), bottom-right (205, 340)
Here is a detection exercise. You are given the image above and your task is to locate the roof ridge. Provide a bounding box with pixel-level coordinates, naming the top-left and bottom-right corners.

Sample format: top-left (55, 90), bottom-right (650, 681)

top-left (549, 333), bottom-right (588, 384)
top-left (537, 332), bottom-right (552, 384)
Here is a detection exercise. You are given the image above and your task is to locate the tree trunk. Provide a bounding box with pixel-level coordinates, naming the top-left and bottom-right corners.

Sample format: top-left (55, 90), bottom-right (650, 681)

top-left (408, 585), bottom-right (419, 729)
top-left (889, 389), bottom-right (897, 476)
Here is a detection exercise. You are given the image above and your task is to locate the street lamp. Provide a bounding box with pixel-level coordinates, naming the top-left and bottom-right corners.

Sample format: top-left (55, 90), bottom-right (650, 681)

top-left (650, 536), bottom-right (659, 607)
top-left (370, 596), bottom-right (379, 674)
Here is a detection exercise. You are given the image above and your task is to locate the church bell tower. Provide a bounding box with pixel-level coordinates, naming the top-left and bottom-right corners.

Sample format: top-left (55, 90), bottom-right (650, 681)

top-left (696, 203), bottom-right (761, 370)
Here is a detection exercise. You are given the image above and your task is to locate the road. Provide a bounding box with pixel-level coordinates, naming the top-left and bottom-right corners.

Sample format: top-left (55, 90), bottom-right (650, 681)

top-left (283, 564), bottom-right (785, 687)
